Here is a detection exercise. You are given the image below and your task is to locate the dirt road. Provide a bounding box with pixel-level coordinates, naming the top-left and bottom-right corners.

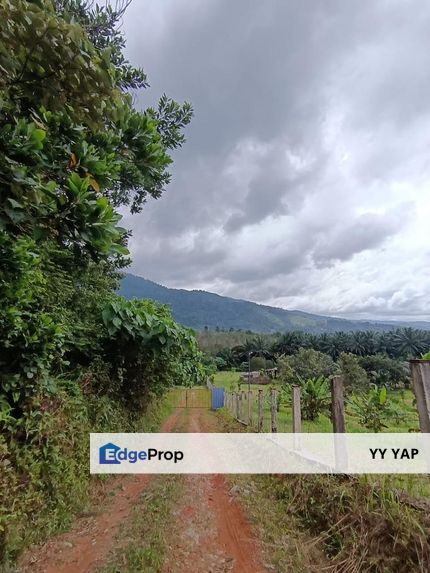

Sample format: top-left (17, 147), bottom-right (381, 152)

top-left (18, 407), bottom-right (269, 573)
top-left (163, 408), bottom-right (267, 573)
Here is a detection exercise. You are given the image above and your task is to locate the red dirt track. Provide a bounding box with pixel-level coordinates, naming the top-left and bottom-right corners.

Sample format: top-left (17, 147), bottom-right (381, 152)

top-left (18, 407), bottom-right (269, 573)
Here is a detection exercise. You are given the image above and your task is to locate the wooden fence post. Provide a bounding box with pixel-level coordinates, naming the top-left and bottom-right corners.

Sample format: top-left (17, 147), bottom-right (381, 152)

top-left (270, 388), bottom-right (278, 433)
top-left (258, 389), bottom-right (264, 432)
top-left (410, 360), bottom-right (430, 433)
top-left (331, 375), bottom-right (346, 433)
top-left (331, 375), bottom-right (347, 472)
top-left (292, 385), bottom-right (301, 433)
top-left (235, 392), bottom-right (240, 420)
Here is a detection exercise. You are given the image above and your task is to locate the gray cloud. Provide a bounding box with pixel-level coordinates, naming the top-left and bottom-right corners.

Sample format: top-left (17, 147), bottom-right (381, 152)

top-left (122, 0), bottom-right (430, 320)
top-left (312, 208), bottom-right (410, 266)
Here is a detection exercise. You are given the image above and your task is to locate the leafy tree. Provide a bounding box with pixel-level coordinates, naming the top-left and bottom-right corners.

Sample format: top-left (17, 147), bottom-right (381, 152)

top-left (273, 331), bottom-right (305, 355)
top-left (249, 356), bottom-right (266, 371)
top-left (316, 332), bottom-right (349, 359)
top-left (336, 352), bottom-right (368, 391)
top-left (0, 0), bottom-right (193, 402)
top-left (358, 354), bottom-right (409, 389)
top-left (279, 348), bottom-right (336, 384)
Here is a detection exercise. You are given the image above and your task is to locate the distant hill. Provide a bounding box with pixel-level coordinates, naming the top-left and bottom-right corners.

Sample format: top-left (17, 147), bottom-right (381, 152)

top-left (119, 273), bottom-right (430, 334)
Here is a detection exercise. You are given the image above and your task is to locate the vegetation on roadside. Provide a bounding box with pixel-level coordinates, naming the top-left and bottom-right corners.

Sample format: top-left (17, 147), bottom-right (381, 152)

top-left (272, 474), bottom-right (430, 573)
top-left (229, 475), bottom-right (329, 572)
top-left (0, 0), bottom-right (202, 563)
top-left (208, 326), bottom-right (423, 433)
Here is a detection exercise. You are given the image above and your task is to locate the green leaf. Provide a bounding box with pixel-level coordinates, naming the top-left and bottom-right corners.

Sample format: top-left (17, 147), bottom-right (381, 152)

top-left (31, 128), bottom-right (46, 142)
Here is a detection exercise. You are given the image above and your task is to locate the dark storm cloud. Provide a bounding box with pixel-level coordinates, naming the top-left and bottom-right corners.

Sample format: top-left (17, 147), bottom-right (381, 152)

top-left (121, 0), bottom-right (430, 319)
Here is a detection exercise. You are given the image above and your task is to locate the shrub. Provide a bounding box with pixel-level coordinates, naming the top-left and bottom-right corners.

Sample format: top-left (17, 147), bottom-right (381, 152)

top-left (101, 297), bottom-right (205, 409)
top-left (298, 376), bottom-right (331, 422)
top-left (348, 385), bottom-right (394, 432)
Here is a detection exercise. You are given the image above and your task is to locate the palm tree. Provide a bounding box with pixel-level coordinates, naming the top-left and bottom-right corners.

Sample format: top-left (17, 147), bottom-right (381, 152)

top-left (273, 331), bottom-right (304, 355)
top-left (360, 330), bottom-right (378, 355)
top-left (317, 332), bottom-right (349, 359)
top-left (347, 331), bottom-right (369, 356)
top-left (392, 328), bottom-right (429, 358)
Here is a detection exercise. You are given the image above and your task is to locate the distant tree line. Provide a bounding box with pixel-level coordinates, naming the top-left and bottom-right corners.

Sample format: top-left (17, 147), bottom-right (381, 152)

top-left (199, 327), bottom-right (430, 373)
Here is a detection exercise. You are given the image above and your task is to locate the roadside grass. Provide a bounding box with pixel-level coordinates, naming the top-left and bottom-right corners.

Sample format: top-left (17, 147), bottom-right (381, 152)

top-left (135, 396), bottom-right (174, 432)
top-left (271, 474), bottom-right (430, 573)
top-left (1, 393), bottom-right (175, 568)
top-left (97, 475), bottom-right (183, 573)
top-left (229, 475), bottom-right (329, 572)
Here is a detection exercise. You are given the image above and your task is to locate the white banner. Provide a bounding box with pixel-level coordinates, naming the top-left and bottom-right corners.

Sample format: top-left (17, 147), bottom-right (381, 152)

top-left (90, 433), bottom-right (430, 474)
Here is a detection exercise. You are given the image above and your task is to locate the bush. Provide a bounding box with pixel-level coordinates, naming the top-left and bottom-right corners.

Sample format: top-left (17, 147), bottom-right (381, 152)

top-left (298, 376), bottom-right (331, 422)
top-left (0, 377), bottom-right (173, 562)
top-left (349, 385), bottom-right (394, 432)
top-left (100, 297), bottom-right (204, 409)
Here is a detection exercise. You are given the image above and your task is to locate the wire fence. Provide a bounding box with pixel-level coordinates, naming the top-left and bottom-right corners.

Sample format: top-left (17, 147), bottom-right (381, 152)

top-left (224, 376), bottom-right (389, 433)
top-left (224, 387), bottom-right (283, 432)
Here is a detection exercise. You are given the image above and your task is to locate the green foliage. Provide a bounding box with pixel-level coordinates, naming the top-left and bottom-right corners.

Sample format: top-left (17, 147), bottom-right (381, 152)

top-left (349, 384), bottom-right (395, 432)
top-left (298, 376), bottom-right (331, 422)
top-left (0, 234), bottom-right (65, 403)
top-left (337, 352), bottom-right (368, 391)
top-left (358, 354), bottom-right (409, 388)
top-left (101, 297), bottom-right (205, 409)
top-left (0, 380), bottom-right (172, 562)
top-left (0, 0), bottom-right (195, 404)
top-left (0, 0), bottom-right (197, 564)
top-left (279, 348), bottom-right (336, 384)
top-left (250, 356), bottom-right (267, 371)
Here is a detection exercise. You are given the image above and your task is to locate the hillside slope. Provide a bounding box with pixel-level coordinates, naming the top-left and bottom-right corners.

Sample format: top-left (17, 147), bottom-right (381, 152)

top-left (119, 274), bottom-right (430, 333)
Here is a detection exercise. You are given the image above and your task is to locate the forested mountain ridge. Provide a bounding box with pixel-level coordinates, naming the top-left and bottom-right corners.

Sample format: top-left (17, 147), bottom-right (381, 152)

top-left (120, 274), bottom-right (430, 333)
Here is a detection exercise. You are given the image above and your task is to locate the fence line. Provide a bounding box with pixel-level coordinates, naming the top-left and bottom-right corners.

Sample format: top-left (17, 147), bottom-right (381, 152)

top-left (223, 360), bottom-right (430, 436)
top-left (224, 377), bottom-right (348, 434)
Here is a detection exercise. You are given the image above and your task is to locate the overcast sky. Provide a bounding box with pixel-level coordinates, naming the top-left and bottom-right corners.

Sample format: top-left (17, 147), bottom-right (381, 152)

top-left (122, 0), bottom-right (430, 321)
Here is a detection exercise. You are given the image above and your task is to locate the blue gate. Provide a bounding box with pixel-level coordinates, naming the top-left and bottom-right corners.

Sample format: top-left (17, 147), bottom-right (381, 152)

top-left (211, 386), bottom-right (225, 410)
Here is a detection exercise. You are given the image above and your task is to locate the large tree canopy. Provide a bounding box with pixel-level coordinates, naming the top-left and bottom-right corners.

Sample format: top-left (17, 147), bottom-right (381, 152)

top-left (0, 0), bottom-right (196, 403)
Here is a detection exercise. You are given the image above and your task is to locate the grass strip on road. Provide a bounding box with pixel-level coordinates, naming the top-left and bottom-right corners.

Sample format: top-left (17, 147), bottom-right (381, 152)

top-left (97, 475), bottom-right (183, 573)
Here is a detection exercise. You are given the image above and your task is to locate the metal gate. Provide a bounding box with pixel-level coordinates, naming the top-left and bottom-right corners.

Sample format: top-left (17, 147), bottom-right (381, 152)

top-left (169, 387), bottom-right (212, 408)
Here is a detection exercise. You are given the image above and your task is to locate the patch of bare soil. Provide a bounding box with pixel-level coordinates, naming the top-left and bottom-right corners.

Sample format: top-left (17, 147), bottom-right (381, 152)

top-left (17, 408), bottom-right (184, 573)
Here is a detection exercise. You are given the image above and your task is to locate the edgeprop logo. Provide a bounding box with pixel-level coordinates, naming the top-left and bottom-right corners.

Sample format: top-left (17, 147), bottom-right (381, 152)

top-left (99, 442), bottom-right (184, 465)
